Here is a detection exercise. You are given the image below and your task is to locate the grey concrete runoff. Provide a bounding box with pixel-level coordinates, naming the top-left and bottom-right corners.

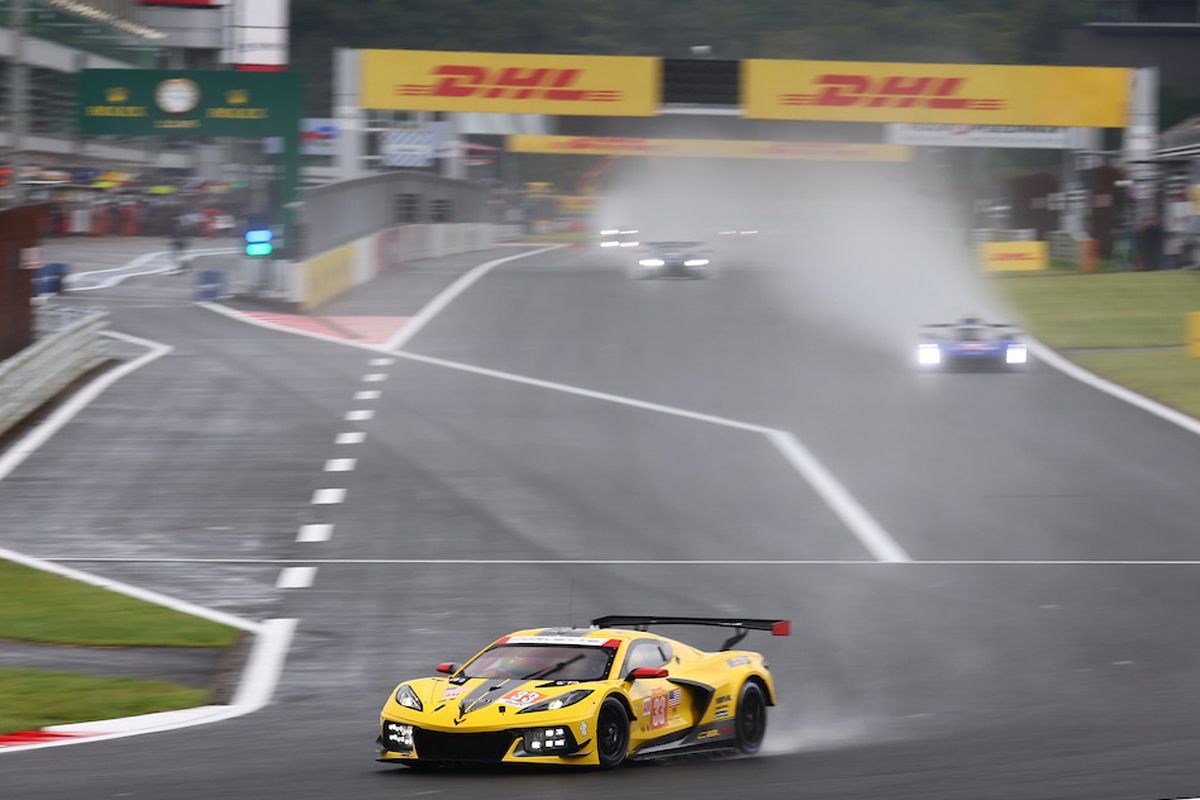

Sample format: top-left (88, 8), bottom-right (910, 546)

top-left (0, 641), bottom-right (226, 690)
top-left (1, 240), bottom-right (1199, 800)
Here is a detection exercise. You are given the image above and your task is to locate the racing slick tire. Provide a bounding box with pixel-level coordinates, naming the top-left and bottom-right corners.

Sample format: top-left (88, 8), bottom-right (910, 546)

top-left (733, 681), bottom-right (767, 755)
top-left (596, 697), bottom-right (631, 769)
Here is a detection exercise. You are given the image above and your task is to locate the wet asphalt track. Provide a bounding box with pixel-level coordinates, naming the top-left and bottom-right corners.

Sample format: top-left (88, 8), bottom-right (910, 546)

top-left (3, 243), bottom-right (1200, 800)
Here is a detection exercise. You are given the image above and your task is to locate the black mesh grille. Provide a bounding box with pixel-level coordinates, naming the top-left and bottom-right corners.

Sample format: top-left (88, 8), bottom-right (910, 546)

top-left (413, 729), bottom-right (516, 763)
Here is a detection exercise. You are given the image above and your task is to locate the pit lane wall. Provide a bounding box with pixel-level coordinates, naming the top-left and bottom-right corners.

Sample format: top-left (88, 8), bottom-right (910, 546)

top-left (283, 169), bottom-right (496, 311)
top-left (289, 223), bottom-right (497, 311)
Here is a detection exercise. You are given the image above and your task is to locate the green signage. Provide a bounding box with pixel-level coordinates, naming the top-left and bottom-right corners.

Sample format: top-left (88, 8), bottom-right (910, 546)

top-left (77, 69), bottom-right (302, 137)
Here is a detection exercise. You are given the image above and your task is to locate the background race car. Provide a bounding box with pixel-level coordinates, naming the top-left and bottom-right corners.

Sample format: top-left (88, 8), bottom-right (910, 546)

top-left (636, 241), bottom-right (714, 279)
top-left (378, 616), bottom-right (789, 769)
top-left (917, 316), bottom-right (1028, 370)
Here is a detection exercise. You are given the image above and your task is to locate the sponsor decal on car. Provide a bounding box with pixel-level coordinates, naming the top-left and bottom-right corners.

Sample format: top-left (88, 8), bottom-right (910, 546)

top-left (714, 709), bottom-right (730, 719)
top-left (668, 688), bottom-right (682, 708)
top-left (649, 693), bottom-right (669, 730)
top-left (726, 656), bottom-right (751, 667)
top-left (442, 685), bottom-right (465, 701)
top-left (499, 689), bottom-right (544, 708)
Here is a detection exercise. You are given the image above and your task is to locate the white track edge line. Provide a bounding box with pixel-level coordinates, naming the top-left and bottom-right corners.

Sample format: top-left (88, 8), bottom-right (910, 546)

top-left (0, 618), bottom-right (296, 754)
top-left (34, 557), bottom-right (1200, 566)
top-left (1029, 339), bottom-right (1200, 437)
top-left (0, 546), bottom-right (262, 634)
top-left (765, 431), bottom-right (911, 562)
top-left (383, 244), bottom-right (565, 351)
top-left (0, 330), bottom-right (171, 483)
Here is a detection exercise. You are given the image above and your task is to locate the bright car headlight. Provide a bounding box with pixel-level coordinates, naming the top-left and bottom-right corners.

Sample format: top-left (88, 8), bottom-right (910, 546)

top-left (639, 258), bottom-right (665, 267)
top-left (917, 343), bottom-right (941, 365)
top-left (619, 241), bottom-right (639, 247)
top-left (600, 240), bottom-right (619, 248)
top-left (517, 689), bottom-right (593, 714)
top-left (1005, 344), bottom-right (1027, 364)
top-left (394, 684), bottom-right (423, 711)
top-left (684, 259), bottom-right (709, 267)
top-left (600, 229), bottom-right (619, 236)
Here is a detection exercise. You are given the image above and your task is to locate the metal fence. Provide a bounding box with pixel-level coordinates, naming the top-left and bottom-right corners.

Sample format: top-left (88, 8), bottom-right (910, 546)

top-left (297, 171), bottom-right (491, 259)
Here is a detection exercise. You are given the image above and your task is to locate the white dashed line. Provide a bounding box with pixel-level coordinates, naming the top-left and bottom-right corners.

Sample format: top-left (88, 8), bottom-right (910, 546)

top-left (324, 458), bottom-right (356, 472)
top-left (311, 488), bottom-right (346, 505)
top-left (344, 410), bottom-right (374, 421)
top-left (336, 432), bottom-right (366, 445)
top-left (369, 358), bottom-right (394, 366)
top-left (275, 566), bottom-right (317, 588)
top-left (362, 373), bottom-right (387, 383)
top-left (354, 390), bottom-right (381, 401)
top-left (296, 524), bottom-right (333, 543)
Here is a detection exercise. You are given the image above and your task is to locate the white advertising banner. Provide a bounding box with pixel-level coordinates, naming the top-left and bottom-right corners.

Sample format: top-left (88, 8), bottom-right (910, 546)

top-left (886, 124), bottom-right (1095, 149)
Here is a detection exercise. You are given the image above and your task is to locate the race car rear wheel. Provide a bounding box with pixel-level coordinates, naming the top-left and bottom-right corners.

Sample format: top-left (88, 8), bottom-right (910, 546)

top-left (734, 681), bottom-right (767, 754)
top-left (596, 697), bottom-right (630, 768)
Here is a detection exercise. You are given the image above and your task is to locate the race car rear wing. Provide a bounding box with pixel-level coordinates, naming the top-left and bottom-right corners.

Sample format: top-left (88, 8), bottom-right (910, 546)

top-left (590, 616), bottom-right (790, 651)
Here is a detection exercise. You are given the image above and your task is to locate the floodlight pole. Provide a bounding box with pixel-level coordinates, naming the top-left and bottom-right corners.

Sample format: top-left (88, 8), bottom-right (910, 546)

top-left (9, 0), bottom-right (26, 205)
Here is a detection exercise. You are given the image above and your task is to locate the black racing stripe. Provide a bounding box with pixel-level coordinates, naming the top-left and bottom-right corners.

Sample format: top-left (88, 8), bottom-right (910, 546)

top-left (457, 679), bottom-right (512, 717)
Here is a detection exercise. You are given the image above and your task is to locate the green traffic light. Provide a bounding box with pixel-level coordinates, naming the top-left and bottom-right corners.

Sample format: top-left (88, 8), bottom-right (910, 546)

top-left (245, 242), bottom-right (273, 257)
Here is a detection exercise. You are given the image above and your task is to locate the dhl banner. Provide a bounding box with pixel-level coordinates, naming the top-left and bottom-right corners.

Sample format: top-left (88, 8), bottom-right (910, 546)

top-left (360, 50), bottom-right (659, 116)
top-left (744, 60), bottom-right (1129, 127)
top-left (1189, 312), bottom-right (1200, 359)
top-left (979, 241), bottom-right (1049, 272)
top-left (507, 134), bottom-right (913, 162)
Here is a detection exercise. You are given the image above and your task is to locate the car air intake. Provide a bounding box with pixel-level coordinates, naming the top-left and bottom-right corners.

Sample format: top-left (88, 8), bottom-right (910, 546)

top-left (413, 729), bottom-right (516, 763)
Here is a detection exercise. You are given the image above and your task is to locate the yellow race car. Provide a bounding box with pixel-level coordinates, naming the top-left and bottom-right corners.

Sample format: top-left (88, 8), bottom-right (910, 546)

top-left (377, 615), bottom-right (790, 768)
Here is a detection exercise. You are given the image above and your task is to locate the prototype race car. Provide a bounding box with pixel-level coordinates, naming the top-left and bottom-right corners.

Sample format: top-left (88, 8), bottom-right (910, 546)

top-left (377, 615), bottom-right (789, 769)
top-left (636, 241), bottom-right (714, 279)
top-left (917, 315), bottom-right (1028, 370)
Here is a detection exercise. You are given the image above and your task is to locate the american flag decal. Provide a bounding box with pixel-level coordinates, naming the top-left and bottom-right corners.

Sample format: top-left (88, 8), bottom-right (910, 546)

top-left (668, 689), bottom-right (682, 707)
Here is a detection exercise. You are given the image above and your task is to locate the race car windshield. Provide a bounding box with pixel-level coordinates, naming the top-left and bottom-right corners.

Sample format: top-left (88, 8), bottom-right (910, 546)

top-left (461, 645), bottom-right (615, 681)
top-left (957, 328), bottom-right (988, 342)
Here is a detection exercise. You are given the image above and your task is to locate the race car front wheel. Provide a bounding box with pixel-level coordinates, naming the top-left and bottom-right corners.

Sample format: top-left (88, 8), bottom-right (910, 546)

top-left (596, 697), bottom-right (630, 768)
top-left (734, 681), bottom-right (767, 754)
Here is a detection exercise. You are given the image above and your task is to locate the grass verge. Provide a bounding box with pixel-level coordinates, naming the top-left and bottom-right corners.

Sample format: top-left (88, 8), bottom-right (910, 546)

top-left (0, 668), bottom-right (208, 734)
top-left (995, 269), bottom-right (1200, 418)
top-left (1071, 350), bottom-right (1200, 419)
top-left (0, 560), bottom-right (239, 648)
top-left (994, 270), bottom-right (1200, 349)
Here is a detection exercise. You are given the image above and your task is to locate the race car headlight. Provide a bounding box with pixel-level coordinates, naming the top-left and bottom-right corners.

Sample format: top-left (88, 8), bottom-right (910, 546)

top-left (619, 229), bottom-right (638, 235)
top-left (619, 241), bottom-right (639, 248)
top-left (522, 726), bottom-right (576, 754)
top-left (382, 721), bottom-right (414, 751)
top-left (600, 229), bottom-right (619, 236)
top-left (394, 684), bottom-right (423, 711)
top-left (517, 689), bottom-right (593, 714)
top-left (917, 343), bottom-right (941, 365)
top-left (684, 259), bottom-right (709, 267)
top-left (1005, 344), bottom-right (1027, 364)
top-left (639, 258), bottom-right (665, 267)
top-left (600, 240), bottom-right (619, 248)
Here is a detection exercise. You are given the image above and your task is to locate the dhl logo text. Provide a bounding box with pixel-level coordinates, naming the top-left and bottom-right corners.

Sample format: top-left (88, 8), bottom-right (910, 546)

top-left (397, 66), bottom-right (621, 102)
top-left (780, 74), bottom-right (1004, 110)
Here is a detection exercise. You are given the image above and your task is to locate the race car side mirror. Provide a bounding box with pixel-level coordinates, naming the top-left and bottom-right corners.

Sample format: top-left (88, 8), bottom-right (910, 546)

top-left (627, 667), bottom-right (669, 680)
top-left (436, 662), bottom-right (456, 674)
